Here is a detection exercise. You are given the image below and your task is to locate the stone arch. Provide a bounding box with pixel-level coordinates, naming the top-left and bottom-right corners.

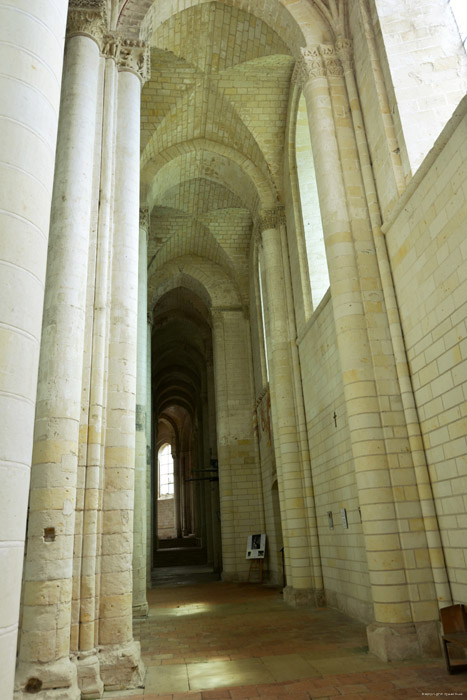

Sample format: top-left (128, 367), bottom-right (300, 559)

top-left (142, 138), bottom-right (275, 210)
top-left (146, 150), bottom-right (260, 214)
top-left (148, 261), bottom-right (243, 316)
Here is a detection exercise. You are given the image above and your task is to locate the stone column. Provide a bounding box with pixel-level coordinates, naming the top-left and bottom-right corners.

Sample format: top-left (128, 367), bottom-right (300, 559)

top-left (211, 310), bottom-right (236, 576)
top-left (0, 2), bottom-right (68, 695)
top-left (257, 212), bottom-right (315, 604)
top-left (298, 45), bottom-right (439, 658)
top-left (15, 8), bottom-right (104, 698)
top-left (133, 210), bottom-right (149, 619)
top-left (76, 43), bottom-right (117, 699)
top-left (146, 317), bottom-right (153, 586)
top-left (335, 36), bottom-right (451, 609)
top-left (98, 38), bottom-right (149, 690)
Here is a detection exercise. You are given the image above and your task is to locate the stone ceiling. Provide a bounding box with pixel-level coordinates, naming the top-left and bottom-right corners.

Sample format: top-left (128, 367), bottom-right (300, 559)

top-left (138, 1), bottom-right (305, 311)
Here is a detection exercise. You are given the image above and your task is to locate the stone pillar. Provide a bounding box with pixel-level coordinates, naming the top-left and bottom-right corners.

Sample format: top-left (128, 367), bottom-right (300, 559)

top-left (298, 44), bottom-right (440, 659)
top-left (146, 317), bottom-right (153, 586)
top-left (98, 37), bottom-right (149, 690)
top-left (257, 212), bottom-right (315, 604)
top-left (211, 310), bottom-right (236, 576)
top-left (76, 44), bottom-right (118, 699)
top-left (15, 8), bottom-right (104, 698)
top-left (133, 210), bottom-right (149, 619)
top-left (0, 2), bottom-right (68, 695)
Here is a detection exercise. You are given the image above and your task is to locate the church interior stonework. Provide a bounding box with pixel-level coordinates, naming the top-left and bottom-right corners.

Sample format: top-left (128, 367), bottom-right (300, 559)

top-left (1, 0), bottom-right (467, 698)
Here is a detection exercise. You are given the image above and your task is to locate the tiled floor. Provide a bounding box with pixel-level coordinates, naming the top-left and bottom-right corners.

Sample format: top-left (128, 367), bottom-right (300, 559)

top-left (104, 578), bottom-right (467, 700)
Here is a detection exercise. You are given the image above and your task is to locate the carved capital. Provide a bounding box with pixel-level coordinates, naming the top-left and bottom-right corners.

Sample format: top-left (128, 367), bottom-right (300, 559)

top-left (319, 44), bottom-right (343, 78)
top-left (299, 46), bottom-right (326, 82)
top-left (276, 206), bottom-right (286, 226)
top-left (116, 38), bottom-right (151, 84)
top-left (67, 0), bottom-right (108, 47)
top-left (258, 208), bottom-right (278, 233)
top-left (291, 57), bottom-right (309, 89)
top-left (139, 207), bottom-right (149, 231)
top-left (335, 38), bottom-right (353, 73)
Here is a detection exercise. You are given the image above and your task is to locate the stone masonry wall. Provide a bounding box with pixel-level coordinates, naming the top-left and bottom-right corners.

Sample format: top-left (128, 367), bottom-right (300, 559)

top-left (298, 293), bottom-right (373, 623)
top-left (384, 96), bottom-right (467, 603)
top-left (158, 497), bottom-right (176, 539)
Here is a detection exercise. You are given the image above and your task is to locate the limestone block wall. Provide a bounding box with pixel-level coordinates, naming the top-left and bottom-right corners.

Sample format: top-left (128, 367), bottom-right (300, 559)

top-left (384, 96), bottom-right (467, 603)
top-left (298, 294), bottom-right (373, 623)
top-left (372, 0), bottom-right (467, 174)
top-left (349, 0), bottom-right (405, 217)
top-left (158, 498), bottom-right (176, 539)
top-left (212, 309), bottom-right (264, 580)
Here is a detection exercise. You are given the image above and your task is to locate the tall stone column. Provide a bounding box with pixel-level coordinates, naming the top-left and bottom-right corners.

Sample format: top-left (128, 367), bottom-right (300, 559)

top-left (297, 45), bottom-right (439, 658)
top-left (335, 37), bottom-right (451, 609)
top-left (257, 212), bottom-right (315, 604)
top-left (146, 317), bottom-right (153, 586)
top-left (211, 310), bottom-right (236, 576)
top-left (15, 6), bottom-right (105, 698)
top-left (133, 210), bottom-right (149, 619)
top-left (0, 2), bottom-right (68, 696)
top-left (99, 38), bottom-right (149, 690)
top-left (76, 43), bottom-right (118, 698)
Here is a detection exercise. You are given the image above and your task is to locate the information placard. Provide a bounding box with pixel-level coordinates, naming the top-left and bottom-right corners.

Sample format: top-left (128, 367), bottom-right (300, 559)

top-left (246, 533), bottom-right (266, 559)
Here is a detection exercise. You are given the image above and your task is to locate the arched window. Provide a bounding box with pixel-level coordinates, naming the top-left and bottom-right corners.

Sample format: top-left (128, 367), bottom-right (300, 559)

top-left (258, 261), bottom-right (269, 382)
top-left (450, 0), bottom-right (467, 48)
top-left (295, 93), bottom-right (329, 310)
top-left (158, 443), bottom-right (174, 498)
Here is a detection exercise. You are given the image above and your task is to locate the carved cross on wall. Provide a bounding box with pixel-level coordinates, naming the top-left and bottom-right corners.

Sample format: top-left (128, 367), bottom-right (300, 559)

top-left (333, 411), bottom-right (337, 428)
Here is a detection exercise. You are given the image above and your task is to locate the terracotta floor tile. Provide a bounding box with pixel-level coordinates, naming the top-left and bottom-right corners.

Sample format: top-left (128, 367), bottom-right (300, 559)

top-left (100, 578), bottom-right (467, 700)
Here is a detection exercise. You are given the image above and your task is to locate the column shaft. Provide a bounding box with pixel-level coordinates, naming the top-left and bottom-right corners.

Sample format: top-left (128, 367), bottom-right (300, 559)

top-left (99, 65), bottom-right (144, 690)
top-left (0, 2), bottom-right (68, 695)
top-left (16, 31), bottom-right (101, 698)
top-left (77, 53), bottom-right (117, 697)
top-left (211, 311), bottom-right (236, 576)
top-left (300, 45), bottom-right (440, 656)
top-left (133, 215), bottom-right (149, 619)
top-left (259, 222), bottom-right (314, 600)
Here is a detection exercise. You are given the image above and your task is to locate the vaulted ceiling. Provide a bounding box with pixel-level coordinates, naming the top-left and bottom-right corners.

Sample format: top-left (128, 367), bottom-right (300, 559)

top-left (114, 0), bottom-right (330, 313)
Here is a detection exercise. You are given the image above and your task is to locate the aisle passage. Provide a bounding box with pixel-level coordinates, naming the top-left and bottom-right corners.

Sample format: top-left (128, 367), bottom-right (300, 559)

top-left (103, 583), bottom-right (466, 700)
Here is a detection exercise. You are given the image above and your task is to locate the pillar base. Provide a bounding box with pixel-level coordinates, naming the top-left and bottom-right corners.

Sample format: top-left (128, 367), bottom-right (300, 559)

top-left (133, 601), bottom-right (149, 619)
top-left (99, 639), bottom-right (145, 691)
top-left (282, 586), bottom-right (326, 608)
top-left (76, 651), bottom-right (104, 699)
top-left (367, 621), bottom-right (441, 662)
top-left (15, 656), bottom-right (80, 700)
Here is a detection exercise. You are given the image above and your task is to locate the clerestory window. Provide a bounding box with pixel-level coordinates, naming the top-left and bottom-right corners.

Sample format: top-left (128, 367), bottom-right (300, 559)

top-left (450, 0), bottom-right (467, 49)
top-left (158, 443), bottom-right (174, 498)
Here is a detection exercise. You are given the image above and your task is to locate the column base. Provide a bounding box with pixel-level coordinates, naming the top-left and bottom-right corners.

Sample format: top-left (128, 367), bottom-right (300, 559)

top-left (133, 601), bottom-right (149, 619)
top-left (15, 657), bottom-right (80, 700)
top-left (367, 621), bottom-right (441, 662)
top-left (99, 639), bottom-right (145, 691)
top-left (76, 651), bottom-right (104, 699)
top-left (282, 586), bottom-right (326, 608)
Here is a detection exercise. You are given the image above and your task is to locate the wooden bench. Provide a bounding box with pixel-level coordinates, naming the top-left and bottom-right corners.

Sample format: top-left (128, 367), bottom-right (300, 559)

top-left (441, 603), bottom-right (467, 674)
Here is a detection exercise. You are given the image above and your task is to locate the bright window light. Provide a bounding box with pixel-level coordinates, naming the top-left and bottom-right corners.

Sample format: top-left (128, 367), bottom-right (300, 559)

top-left (450, 0), bottom-right (467, 47)
top-left (158, 443), bottom-right (174, 497)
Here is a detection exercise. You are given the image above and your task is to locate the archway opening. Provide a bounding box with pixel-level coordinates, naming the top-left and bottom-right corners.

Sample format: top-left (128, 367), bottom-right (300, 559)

top-left (151, 286), bottom-right (222, 582)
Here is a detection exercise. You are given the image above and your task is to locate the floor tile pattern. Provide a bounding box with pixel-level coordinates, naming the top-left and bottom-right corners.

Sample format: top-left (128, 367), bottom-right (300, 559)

top-left (103, 580), bottom-right (467, 700)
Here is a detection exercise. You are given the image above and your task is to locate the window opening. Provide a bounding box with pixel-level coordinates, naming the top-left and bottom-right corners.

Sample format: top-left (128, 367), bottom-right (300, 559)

top-left (450, 0), bottom-right (467, 49)
top-left (158, 443), bottom-right (174, 498)
top-left (296, 93), bottom-right (329, 309)
top-left (258, 261), bottom-right (269, 381)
